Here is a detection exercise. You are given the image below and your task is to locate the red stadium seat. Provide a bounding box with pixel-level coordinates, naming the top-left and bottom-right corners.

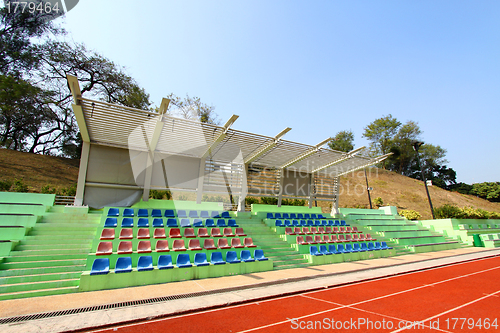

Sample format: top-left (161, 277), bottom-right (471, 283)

top-left (117, 241), bottom-right (132, 254)
top-left (155, 240), bottom-right (169, 252)
top-left (137, 240), bottom-right (152, 253)
top-left (96, 242), bottom-right (113, 255)
top-left (100, 229), bottom-right (115, 240)
top-left (188, 239), bottom-right (202, 251)
top-left (231, 238), bottom-right (244, 248)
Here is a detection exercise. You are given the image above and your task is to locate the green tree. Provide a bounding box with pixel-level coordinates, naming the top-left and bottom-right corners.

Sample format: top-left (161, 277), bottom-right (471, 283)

top-left (389, 121), bottom-right (422, 174)
top-left (166, 93), bottom-right (220, 125)
top-left (362, 114), bottom-right (401, 168)
top-left (470, 182), bottom-right (500, 202)
top-left (328, 130), bottom-right (354, 152)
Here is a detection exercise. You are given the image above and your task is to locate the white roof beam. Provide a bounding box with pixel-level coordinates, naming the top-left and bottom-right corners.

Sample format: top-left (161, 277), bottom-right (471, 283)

top-left (201, 114), bottom-right (239, 159)
top-left (244, 127), bottom-right (291, 164)
top-left (67, 75), bottom-right (90, 143)
top-left (280, 137), bottom-right (333, 169)
top-left (335, 153), bottom-right (393, 177)
top-left (312, 146), bottom-right (366, 173)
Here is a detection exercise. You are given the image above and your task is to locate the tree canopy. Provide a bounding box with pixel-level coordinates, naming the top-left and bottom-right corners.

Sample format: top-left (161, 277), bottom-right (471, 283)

top-left (328, 130), bottom-right (354, 153)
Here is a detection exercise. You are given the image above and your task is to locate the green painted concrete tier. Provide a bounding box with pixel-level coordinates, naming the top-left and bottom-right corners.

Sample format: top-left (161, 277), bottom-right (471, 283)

top-left (419, 219), bottom-right (500, 246)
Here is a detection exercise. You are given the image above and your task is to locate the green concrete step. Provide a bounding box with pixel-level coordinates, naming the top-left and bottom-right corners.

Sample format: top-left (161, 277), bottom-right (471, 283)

top-left (14, 244), bottom-right (90, 251)
top-left (0, 285), bottom-right (79, 301)
top-left (9, 248), bottom-right (90, 256)
top-left (0, 259), bottom-right (86, 269)
top-left (4, 253), bottom-right (87, 263)
top-left (29, 229), bottom-right (97, 236)
top-left (0, 265), bottom-right (85, 277)
top-left (0, 271), bottom-right (81, 285)
top-left (0, 278), bottom-right (79, 293)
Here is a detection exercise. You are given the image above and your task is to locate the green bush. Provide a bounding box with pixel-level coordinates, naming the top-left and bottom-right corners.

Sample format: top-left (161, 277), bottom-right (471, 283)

top-left (399, 209), bottom-right (422, 220)
top-left (260, 197), bottom-right (278, 205)
top-left (460, 206), bottom-right (487, 219)
top-left (0, 180), bottom-right (12, 191)
top-left (433, 205), bottom-right (496, 219)
top-left (245, 197), bottom-right (259, 205)
top-left (149, 190), bottom-right (172, 200)
top-left (373, 197), bottom-right (384, 207)
top-left (41, 185), bottom-right (57, 194)
top-left (12, 179), bottom-right (28, 192)
top-left (433, 204), bottom-right (463, 219)
top-left (281, 198), bottom-right (306, 206)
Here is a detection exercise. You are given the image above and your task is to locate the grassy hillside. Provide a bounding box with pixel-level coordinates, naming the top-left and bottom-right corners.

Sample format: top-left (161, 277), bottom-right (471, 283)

top-left (1, 148), bottom-right (498, 219)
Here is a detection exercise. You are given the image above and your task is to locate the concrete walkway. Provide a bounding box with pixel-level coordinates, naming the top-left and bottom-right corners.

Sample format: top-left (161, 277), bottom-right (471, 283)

top-left (1, 247), bottom-right (499, 333)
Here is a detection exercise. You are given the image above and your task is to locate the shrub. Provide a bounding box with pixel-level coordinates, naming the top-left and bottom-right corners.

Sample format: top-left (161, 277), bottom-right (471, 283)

top-left (489, 211), bottom-right (500, 219)
top-left (12, 179), bottom-right (28, 192)
top-left (373, 197), bottom-right (384, 207)
top-left (149, 190), bottom-right (172, 200)
top-left (58, 183), bottom-right (77, 197)
top-left (460, 206), bottom-right (486, 219)
top-left (399, 209), bottom-right (422, 220)
top-left (245, 197), bottom-right (259, 205)
top-left (433, 204), bottom-right (463, 219)
top-left (0, 180), bottom-right (12, 191)
top-left (281, 198), bottom-right (306, 206)
top-left (260, 197), bottom-right (278, 205)
top-left (41, 185), bottom-right (57, 194)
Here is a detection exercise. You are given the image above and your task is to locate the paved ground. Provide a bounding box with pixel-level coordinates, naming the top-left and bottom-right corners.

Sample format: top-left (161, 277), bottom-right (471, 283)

top-left (1, 247), bottom-right (499, 333)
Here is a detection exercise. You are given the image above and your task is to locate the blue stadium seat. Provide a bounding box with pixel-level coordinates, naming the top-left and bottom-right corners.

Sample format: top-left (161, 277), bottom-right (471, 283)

top-left (228, 219), bottom-right (238, 227)
top-left (211, 211), bottom-right (221, 218)
top-left (221, 211), bottom-right (230, 218)
top-left (328, 244), bottom-right (340, 254)
top-left (360, 243), bottom-right (369, 251)
top-left (297, 214), bottom-right (304, 219)
top-left (226, 251), bottom-right (240, 264)
top-left (137, 218), bottom-right (149, 228)
top-left (284, 220), bottom-right (292, 227)
top-left (282, 213), bottom-right (289, 219)
top-left (275, 213), bottom-right (282, 219)
top-left (309, 245), bottom-right (322, 256)
top-left (304, 214), bottom-right (310, 219)
top-left (267, 213), bottom-right (274, 219)
top-left (328, 220), bottom-right (334, 226)
top-left (290, 213), bottom-right (297, 219)
top-left (318, 214), bottom-right (325, 219)
top-left (90, 258), bottom-right (110, 275)
top-left (319, 245), bottom-right (331, 255)
top-left (337, 244), bottom-right (346, 253)
top-left (345, 243), bottom-right (355, 253)
top-left (275, 220), bottom-right (283, 227)
top-left (121, 218), bottom-right (134, 228)
top-left (153, 218), bottom-right (164, 228)
top-left (310, 214), bottom-right (317, 219)
top-left (292, 220), bottom-right (300, 226)
top-left (254, 249), bottom-right (268, 261)
top-left (194, 252), bottom-right (209, 266)
top-left (152, 209), bottom-right (162, 217)
top-left (107, 208), bottom-right (119, 217)
top-left (158, 255), bottom-right (174, 269)
top-left (210, 252), bottom-right (225, 265)
top-left (123, 208), bottom-right (134, 217)
top-left (138, 256), bottom-right (154, 271)
top-left (205, 219), bottom-right (215, 227)
top-left (115, 257), bottom-right (132, 273)
top-left (340, 220), bottom-right (346, 226)
top-left (165, 209), bottom-right (175, 218)
top-left (321, 220), bottom-right (328, 226)
top-left (180, 219), bottom-right (191, 228)
top-left (334, 220), bottom-right (340, 226)
top-left (200, 211), bottom-right (210, 218)
top-left (104, 217), bottom-right (117, 228)
top-left (367, 242), bottom-right (375, 251)
top-left (381, 241), bottom-right (392, 249)
top-left (176, 253), bottom-right (192, 268)
top-left (138, 209), bottom-right (148, 217)
top-left (307, 220), bottom-right (314, 226)
top-left (193, 219), bottom-right (203, 227)
top-left (177, 210), bottom-right (187, 218)
top-left (166, 218), bottom-right (178, 227)
top-left (300, 220), bottom-right (307, 226)
top-left (314, 220), bottom-right (321, 226)
top-left (353, 243), bottom-right (364, 252)
top-left (240, 250), bottom-right (255, 262)
top-left (217, 219), bottom-right (226, 227)
top-left (189, 211), bottom-right (199, 218)
top-left (374, 242), bottom-right (381, 250)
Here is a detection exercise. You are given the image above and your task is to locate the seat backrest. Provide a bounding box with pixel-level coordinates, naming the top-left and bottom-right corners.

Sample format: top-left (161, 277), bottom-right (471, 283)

top-left (275, 220), bottom-right (283, 227)
top-left (241, 250), bottom-right (252, 261)
top-left (96, 242), bottom-right (113, 255)
top-left (325, 227), bottom-right (332, 234)
top-left (304, 214), bottom-right (310, 219)
top-left (197, 228), bottom-right (209, 237)
top-left (314, 235), bottom-right (322, 242)
top-left (204, 238), bottom-right (216, 249)
top-left (309, 245), bottom-right (319, 255)
top-left (104, 217), bottom-right (117, 227)
top-left (310, 227), bottom-right (317, 234)
top-left (200, 211), bottom-right (210, 218)
top-left (188, 239), bottom-right (201, 249)
top-left (211, 228), bottom-right (222, 237)
top-left (184, 228), bottom-right (195, 238)
top-left (193, 219), bottom-right (203, 227)
top-left (294, 227), bottom-right (301, 234)
top-left (180, 219), bottom-right (191, 228)
top-left (292, 220), bottom-right (299, 226)
top-left (176, 253), bottom-right (191, 265)
top-left (337, 244), bottom-right (344, 252)
top-left (285, 227), bottom-right (293, 234)
top-left (158, 254), bottom-right (172, 267)
top-left (167, 218), bottom-right (178, 227)
top-left (225, 251), bottom-right (239, 262)
top-left (217, 238), bottom-right (229, 248)
top-left (228, 219), bottom-right (237, 227)
top-left (367, 242), bottom-right (374, 250)
top-left (290, 213), bottom-right (297, 219)
top-left (323, 235), bottom-right (330, 242)
top-left (164, 209), bottom-right (175, 217)
top-left (221, 211), bottom-right (230, 218)
top-left (296, 236), bottom-right (304, 244)
top-left (121, 218), bottom-right (134, 227)
top-left (235, 227), bottom-right (245, 236)
top-left (177, 210), bottom-right (187, 218)
top-left (319, 245), bottom-right (328, 253)
top-left (137, 218), bottom-right (149, 227)
top-left (217, 219), bottom-right (226, 227)
top-left (254, 249), bottom-right (266, 260)
top-left (194, 252), bottom-right (207, 264)
top-left (303, 227), bottom-right (310, 234)
top-left (210, 251), bottom-right (224, 263)
top-left (173, 239), bottom-right (186, 250)
top-left (346, 226), bottom-right (352, 233)
top-left (91, 258), bottom-right (110, 275)
top-left (331, 234), bottom-right (338, 241)
top-left (284, 220), bottom-right (291, 227)
top-left (205, 219), bottom-right (215, 227)
top-left (338, 234), bottom-right (345, 241)
top-left (244, 237), bottom-right (255, 246)
top-left (151, 209), bottom-right (162, 217)
top-left (328, 244), bottom-right (336, 253)
top-left (353, 243), bottom-right (360, 250)
top-left (211, 211), bottom-right (220, 218)
top-left (189, 211), bottom-right (199, 218)
top-left (115, 257), bottom-right (132, 272)
top-left (169, 228), bottom-right (181, 238)
top-left (152, 218), bottom-right (164, 227)
top-left (275, 213), bottom-right (282, 219)
top-left (138, 241), bottom-right (152, 252)
top-left (307, 220), bottom-right (314, 226)
top-left (345, 243), bottom-right (353, 251)
top-left (119, 228), bottom-right (133, 239)
top-left (315, 220), bottom-right (321, 226)
top-left (223, 228), bottom-right (234, 236)
top-left (345, 234), bottom-right (352, 241)
top-left (231, 238), bottom-right (243, 247)
top-left (118, 241), bottom-right (132, 253)
top-left (305, 235), bottom-right (314, 243)
top-left (156, 240), bottom-right (169, 252)
top-left (107, 208), bottom-right (119, 217)
top-left (154, 228), bottom-right (166, 239)
top-left (137, 228), bottom-right (150, 239)
top-left (123, 208), bottom-right (134, 217)
top-left (138, 209), bottom-right (148, 217)
top-left (267, 213), bottom-right (274, 219)
top-left (282, 213), bottom-right (289, 219)
top-left (101, 229), bottom-right (115, 240)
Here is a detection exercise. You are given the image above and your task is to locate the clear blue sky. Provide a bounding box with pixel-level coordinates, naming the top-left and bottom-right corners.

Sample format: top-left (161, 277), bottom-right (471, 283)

top-left (61, 0), bottom-right (499, 184)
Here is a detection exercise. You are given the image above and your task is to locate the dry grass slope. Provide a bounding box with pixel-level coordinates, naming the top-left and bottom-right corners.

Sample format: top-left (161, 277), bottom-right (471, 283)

top-left (1, 149), bottom-right (498, 219)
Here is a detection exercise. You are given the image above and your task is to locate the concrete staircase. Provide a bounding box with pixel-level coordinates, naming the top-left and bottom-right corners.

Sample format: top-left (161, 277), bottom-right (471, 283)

top-left (0, 206), bottom-right (101, 300)
top-left (236, 217), bottom-right (310, 270)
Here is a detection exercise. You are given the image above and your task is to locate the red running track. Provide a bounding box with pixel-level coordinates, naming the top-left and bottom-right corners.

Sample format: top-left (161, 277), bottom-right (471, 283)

top-left (92, 256), bottom-right (500, 332)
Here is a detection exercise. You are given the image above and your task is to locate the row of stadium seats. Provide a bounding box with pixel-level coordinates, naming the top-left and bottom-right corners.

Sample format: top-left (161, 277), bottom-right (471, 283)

top-left (296, 234), bottom-right (376, 245)
top-left (104, 217), bottom-right (238, 228)
top-left (275, 220), bottom-right (347, 227)
top-left (285, 226), bottom-right (362, 235)
top-left (91, 250), bottom-right (269, 275)
top-left (267, 213), bottom-right (331, 219)
top-left (96, 237), bottom-right (257, 254)
top-left (100, 227), bottom-right (247, 240)
top-left (107, 208), bottom-right (231, 219)
top-left (309, 242), bottom-right (392, 256)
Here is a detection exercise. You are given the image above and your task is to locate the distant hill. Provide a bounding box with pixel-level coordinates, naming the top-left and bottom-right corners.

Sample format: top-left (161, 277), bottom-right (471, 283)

top-left (1, 148), bottom-right (498, 219)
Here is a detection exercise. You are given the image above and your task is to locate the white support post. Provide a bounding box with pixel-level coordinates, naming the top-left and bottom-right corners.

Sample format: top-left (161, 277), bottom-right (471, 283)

top-left (277, 168), bottom-right (284, 207)
top-left (330, 177), bottom-right (340, 216)
top-left (142, 152), bottom-right (154, 202)
top-left (237, 164), bottom-right (249, 212)
top-left (74, 141), bottom-right (90, 206)
top-left (308, 173), bottom-right (314, 209)
top-left (196, 158), bottom-right (206, 204)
